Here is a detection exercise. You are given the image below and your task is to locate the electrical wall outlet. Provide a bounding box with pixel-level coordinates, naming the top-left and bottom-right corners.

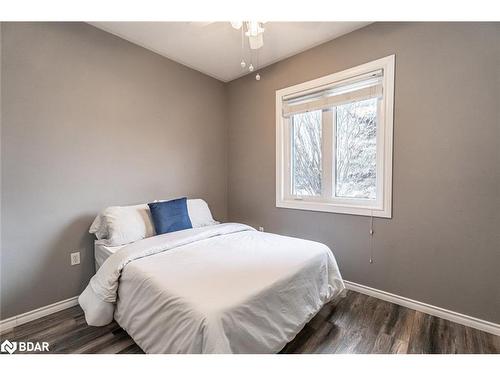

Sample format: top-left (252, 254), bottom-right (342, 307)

top-left (258, 226), bottom-right (264, 232)
top-left (70, 251), bottom-right (81, 266)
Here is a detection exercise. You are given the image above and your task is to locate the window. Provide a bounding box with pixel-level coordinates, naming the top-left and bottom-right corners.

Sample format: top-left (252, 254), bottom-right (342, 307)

top-left (276, 56), bottom-right (394, 218)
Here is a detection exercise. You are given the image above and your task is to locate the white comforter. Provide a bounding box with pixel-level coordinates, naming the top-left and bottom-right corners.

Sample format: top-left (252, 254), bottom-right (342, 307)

top-left (79, 223), bottom-right (344, 353)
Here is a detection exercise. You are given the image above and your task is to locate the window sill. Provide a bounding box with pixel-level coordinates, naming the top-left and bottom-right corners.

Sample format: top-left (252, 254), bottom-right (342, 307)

top-left (276, 198), bottom-right (392, 218)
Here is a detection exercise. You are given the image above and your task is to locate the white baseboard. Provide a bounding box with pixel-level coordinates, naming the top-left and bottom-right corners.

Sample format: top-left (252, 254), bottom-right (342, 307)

top-left (1, 283), bottom-right (498, 337)
top-left (0, 296), bottom-right (79, 334)
top-left (344, 281), bottom-right (500, 337)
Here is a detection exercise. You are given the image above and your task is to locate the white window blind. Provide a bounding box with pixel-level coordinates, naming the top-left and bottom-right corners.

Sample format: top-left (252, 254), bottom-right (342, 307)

top-left (282, 70), bottom-right (383, 117)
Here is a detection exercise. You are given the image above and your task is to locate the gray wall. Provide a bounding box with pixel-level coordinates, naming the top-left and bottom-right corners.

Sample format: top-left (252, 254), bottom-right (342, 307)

top-left (1, 22), bottom-right (499, 324)
top-left (0, 22), bottom-right (228, 319)
top-left (227, 23), bottom-right (500, 323)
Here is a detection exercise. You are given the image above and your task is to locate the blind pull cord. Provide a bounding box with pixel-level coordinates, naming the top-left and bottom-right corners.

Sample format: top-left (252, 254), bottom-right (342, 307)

top-left (369, 212), bottom-right (374, 264)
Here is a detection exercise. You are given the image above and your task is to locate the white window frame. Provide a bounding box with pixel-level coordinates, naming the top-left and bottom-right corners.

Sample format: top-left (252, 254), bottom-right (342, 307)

top-left (276, 55), bottom-right (395, 218)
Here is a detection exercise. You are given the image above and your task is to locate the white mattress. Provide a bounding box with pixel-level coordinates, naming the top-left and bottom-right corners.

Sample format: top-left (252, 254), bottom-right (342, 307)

top-left (94, 241), bottom-right (125, 270)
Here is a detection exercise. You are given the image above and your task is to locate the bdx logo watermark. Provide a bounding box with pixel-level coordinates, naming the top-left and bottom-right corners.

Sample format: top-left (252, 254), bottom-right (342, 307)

top-left (1, 339), bottom-right (49, 354)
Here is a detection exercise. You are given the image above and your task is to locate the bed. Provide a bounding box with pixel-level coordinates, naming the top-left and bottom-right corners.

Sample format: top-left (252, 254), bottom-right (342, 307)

top-left (80, 202), bottom-right (344, 354)
top-left (94, 241), bottom-right (125, 270)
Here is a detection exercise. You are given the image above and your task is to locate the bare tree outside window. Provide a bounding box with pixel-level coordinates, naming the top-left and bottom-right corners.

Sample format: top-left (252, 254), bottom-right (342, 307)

top-left (291, 110), bottom-right (322, 196)
top-left (291, 99), bottom-right (377, 199)
top-left (335, 98), bottom-right (377, 199)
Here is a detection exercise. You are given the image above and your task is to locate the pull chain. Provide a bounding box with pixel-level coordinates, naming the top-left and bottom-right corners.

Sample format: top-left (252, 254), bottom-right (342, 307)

top-left (369, 212), bottom-right (374, 264)
top-left (240, 28), bottom-right (246, 69)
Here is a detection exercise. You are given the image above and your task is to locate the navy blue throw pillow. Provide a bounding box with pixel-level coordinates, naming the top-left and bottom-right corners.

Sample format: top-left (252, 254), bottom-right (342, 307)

top-left (148, 198), bottom-right (193, 235)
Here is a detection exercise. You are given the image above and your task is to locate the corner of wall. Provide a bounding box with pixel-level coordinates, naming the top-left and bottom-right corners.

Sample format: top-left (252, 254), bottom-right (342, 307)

top-left (222, 80), bottom-right (231, 222)
top-left (0, 21), bottom-right (4, 320)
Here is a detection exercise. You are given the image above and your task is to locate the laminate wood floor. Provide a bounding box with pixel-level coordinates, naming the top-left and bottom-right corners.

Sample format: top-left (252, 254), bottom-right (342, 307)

top-left (2, 291), bottom-right (498, 354)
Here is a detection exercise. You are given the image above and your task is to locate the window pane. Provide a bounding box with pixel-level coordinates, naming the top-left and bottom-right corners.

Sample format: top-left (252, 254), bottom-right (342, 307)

top-left (291, 110), bottom-right (322, 196)
top-left (335, 98), bottom-right (377, 199)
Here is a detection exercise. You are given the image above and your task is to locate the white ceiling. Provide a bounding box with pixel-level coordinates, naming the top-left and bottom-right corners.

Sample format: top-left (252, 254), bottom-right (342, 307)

top-left (89, 22), bottom-right (370, 82)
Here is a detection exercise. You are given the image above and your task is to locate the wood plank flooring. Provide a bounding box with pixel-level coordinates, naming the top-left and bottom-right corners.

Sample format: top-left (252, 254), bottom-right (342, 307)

top-left (1, 291), bottom-right (498, 354)
top-left (280, 291), bottom-right (499, 354)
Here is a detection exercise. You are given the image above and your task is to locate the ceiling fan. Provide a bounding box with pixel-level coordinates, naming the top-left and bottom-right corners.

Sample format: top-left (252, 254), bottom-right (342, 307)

top-left (231, 21), bottom-right (266, 80)
top-left (190, 21), bottom-right (266, 81)
top-left (230, 21), bottom-right (265, 50)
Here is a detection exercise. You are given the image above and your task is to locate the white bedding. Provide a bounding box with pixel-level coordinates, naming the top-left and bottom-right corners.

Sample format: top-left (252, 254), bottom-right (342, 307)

top-left (94, 241), bottom-right (125, 270)
top-left (79, 223), bottom-right (344, 353)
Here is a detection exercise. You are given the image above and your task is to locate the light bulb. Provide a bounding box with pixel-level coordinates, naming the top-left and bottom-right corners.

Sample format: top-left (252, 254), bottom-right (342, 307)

top-left (249, 64), bottom-right (254, 72)
top-left (255, 73), bottom-right (261, 81)
top-left (240, 60), bottom-right (246, 69)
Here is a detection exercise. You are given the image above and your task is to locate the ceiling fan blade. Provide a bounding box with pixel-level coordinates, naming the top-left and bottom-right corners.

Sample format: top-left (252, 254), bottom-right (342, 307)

top-left (230, 21), bottom-right (243, 30)
top-left (189, 22), bottom-right (215, 28)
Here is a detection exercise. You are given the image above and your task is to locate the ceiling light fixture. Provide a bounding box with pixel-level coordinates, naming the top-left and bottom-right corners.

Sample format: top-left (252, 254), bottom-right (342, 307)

top-left (231, 21), bottom-right (265, 81)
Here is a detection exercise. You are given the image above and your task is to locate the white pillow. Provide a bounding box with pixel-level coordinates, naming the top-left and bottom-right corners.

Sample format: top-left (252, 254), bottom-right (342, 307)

top-left (187, 199), bottom-right (219, 228)
top-left (89, 204), bottom-right (155, 246)
top-left (89, 214), bottom-right (108, 240)
top-left (89, 199), bottom-right (218, 246)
